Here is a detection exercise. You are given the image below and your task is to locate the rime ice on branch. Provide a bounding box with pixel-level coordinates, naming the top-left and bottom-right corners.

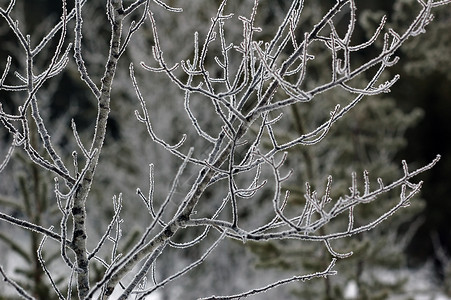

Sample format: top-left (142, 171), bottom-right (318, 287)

top-left (0, 0), bottom-right (449, 299)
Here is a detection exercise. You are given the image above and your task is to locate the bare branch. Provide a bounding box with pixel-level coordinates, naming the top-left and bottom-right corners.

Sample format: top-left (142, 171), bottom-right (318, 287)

top-left (200, 259), bottom-right (337, 300)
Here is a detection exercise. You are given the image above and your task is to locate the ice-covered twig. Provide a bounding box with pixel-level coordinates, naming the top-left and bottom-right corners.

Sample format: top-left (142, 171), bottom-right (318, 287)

top-left (134, 232), bottom-right (226, 299)
top-left (37, 229), bottom-right (65, 300)
top-left (0, 265), bottom-right (35, 300)
top-left (200, 259), bottom-right (337, 300)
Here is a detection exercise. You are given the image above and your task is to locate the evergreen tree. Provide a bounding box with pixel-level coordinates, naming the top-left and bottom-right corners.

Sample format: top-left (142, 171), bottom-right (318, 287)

top-left (248, 94), bottom-right (425, 299)
top-left (247, 2), bottom-right (450, 298)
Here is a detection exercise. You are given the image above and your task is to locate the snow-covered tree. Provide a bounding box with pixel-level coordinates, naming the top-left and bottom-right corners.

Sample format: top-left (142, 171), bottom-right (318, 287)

top-left (0, 0), bottom-right (449, 299)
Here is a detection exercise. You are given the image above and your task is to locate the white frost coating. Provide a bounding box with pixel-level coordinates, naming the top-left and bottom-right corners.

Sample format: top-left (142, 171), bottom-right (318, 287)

top-left (0, 0), bottom-right (449, 299)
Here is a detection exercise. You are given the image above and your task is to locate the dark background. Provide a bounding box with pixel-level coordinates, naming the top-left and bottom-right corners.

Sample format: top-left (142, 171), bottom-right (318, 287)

top-left (2, 0), bottom-right (450, 277)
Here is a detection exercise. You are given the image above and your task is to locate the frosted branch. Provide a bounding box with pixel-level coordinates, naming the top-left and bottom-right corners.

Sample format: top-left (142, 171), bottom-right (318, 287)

top-left (0, 0), bottom-right (448, 299)
top-left (200, 259), bottom-right (337, 300)
top-left (0, 265), bottom-right (35, 300)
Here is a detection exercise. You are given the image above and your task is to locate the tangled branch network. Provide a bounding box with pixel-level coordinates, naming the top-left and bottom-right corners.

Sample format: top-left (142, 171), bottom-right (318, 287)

top-left (0, 0), bottom-right (449, 299)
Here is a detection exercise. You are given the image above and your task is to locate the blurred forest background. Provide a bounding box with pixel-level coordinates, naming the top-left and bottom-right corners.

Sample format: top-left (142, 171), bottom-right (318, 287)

top-left (0, 0), bottom-right (450, 299)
